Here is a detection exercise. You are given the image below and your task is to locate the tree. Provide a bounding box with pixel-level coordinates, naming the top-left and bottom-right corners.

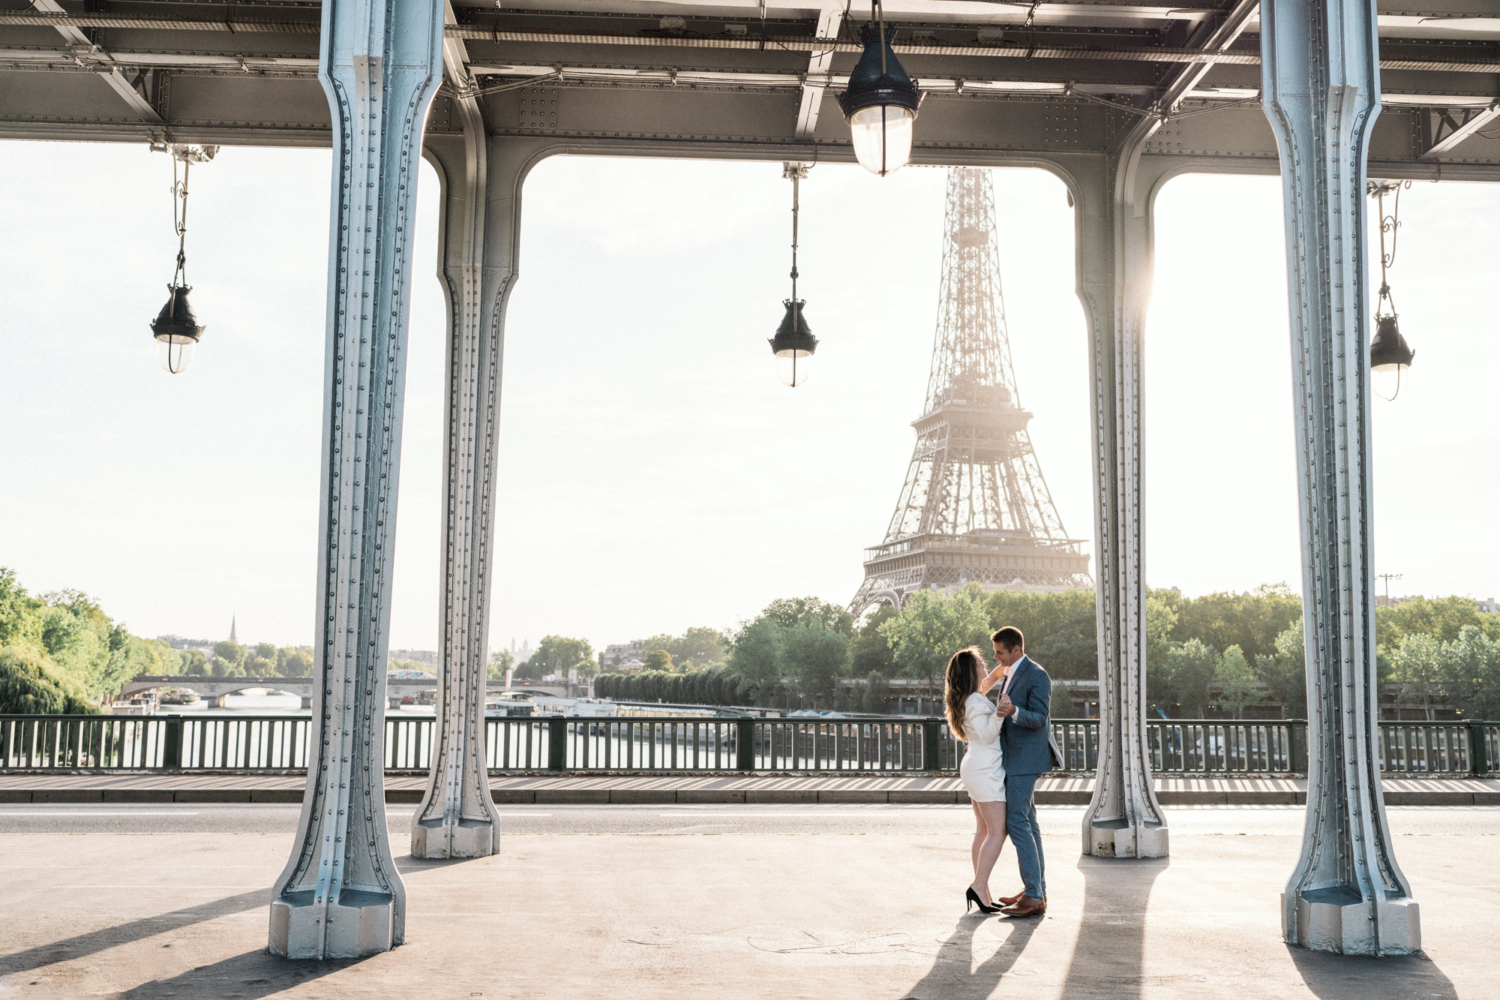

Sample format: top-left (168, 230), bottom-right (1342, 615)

top-left (519, 635), bottom-right (594, 680)
top-left (1442, 626), bottom-right (1500, 720)
top-left (783, 620), bottom-right (850, 707)
top-left (641, 626), bottom-right (729, 671)
top-left (0, 646), bottom-right (97, 714)
top-left (1377, 595), bottom-right (1500, 652)
top-left (726, 617), bottom-right (784, 699)
top-left (488, 648), bottom-right (515, 681)
top-left (1170, 585), bottom-right (1301, 664)
top-left (850, 605), bottom-right (898, 676)
top-left (1391, 633), bottom-right (1445, 720)
top-left (878, 586), bottom-right (991, 695)
top-left (859, 670), bottom-right (890, 713)
top-left (1215, 645), bottom-right (1260, 717)
top-left (1256, 620), bottom-right (1307, 718)
top-left (984, 587), bottom-right (1098, 680)
top-left (756, 597), bottom-right (853, 635)
top-left (1159, 639), bottom-right (1218, 717)
top-left (642, 649), bottom-right (673, 673)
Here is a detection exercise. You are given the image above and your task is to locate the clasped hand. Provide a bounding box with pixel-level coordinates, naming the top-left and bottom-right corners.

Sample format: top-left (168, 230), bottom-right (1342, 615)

top-left (996, 693), bottom-right (1016, 717)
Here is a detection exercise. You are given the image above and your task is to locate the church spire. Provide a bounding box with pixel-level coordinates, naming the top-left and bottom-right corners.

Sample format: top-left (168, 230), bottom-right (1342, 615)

top-left (230, 615), bottom-right (238, 645)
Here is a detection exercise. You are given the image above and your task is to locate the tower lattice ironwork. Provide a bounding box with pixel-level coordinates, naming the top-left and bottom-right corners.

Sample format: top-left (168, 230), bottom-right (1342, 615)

top-left (850, 167), bottom-right (1091, 616)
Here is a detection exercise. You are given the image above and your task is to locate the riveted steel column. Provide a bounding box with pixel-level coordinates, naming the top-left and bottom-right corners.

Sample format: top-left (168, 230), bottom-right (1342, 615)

top-left (1261, 0), bottom-right (1419, 956)
top-left (410, 11), bottom-right (505, 861)
top-left (268, 0), bottom-right (445, 960)
top-left (1072, 143), bottom-right (1168, 860)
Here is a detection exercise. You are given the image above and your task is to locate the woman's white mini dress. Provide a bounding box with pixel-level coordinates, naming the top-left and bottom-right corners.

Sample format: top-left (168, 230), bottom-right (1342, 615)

top-left (958, 691), bottom-right (1007, 803)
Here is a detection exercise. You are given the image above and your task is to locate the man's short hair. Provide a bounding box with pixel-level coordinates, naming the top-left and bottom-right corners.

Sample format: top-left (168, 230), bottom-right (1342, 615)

top-left (991, 626), bottom-right (1024, 651)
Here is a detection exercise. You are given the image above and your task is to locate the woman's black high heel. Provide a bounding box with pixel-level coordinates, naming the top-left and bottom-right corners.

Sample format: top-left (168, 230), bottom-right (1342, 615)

top-left (965, 887), bottom-right (1000, 914)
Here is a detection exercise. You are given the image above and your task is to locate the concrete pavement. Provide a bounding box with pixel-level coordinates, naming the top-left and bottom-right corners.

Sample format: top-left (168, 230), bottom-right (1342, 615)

top-left (2, 772), bottom-right (1497, 805)
top-left (0, 803), bottom-right (1494, 998)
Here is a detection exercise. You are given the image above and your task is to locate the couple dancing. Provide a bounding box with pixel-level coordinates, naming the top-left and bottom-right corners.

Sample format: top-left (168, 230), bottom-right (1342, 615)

top-left (945, 626), bottom-right (1062, 918)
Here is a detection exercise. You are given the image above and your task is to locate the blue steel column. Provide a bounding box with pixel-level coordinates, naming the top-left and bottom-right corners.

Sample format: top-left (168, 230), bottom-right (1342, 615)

top-left (1072, 145), bottom-right (1169, 861)
top-left (1261, 0), bottom-right (1420, 955)
top-left (410, 22), bottom-right (507, 858)
top-left (268, 0), bottom-right (445, 959)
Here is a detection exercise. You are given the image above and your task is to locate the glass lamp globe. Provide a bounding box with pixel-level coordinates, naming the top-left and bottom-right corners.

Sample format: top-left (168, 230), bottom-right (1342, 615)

top-left (157, 338), bottom-right (196, 374)
top-left (775, 348), bottom-right (813, 387)
top-left (849, 105), bottom-right (917, 176)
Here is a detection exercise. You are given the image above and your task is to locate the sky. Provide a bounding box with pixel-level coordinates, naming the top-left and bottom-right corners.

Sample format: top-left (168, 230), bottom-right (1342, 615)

top-left (1, 141), bottom-right (1496, 655)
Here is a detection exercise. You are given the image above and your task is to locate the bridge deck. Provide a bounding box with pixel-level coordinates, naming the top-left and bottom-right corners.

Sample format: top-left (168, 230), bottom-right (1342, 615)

top-left (0, 803), bottom-right (1492, 998)
top-left (2, 772), bottom-right (1496, 806)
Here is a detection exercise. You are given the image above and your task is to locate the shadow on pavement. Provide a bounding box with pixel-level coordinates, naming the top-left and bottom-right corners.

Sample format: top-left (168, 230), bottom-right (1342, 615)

top-left (0, 889), bottom-right (269, 979)
top-left (898, 913), bottom-right (1040, 999)
top-left (1058, 855), bottom-right (1168, 1000)
top-left (119, 949), bottom-right (357, 999)
top-left (1289, 943), bottom-right (1459, 1000)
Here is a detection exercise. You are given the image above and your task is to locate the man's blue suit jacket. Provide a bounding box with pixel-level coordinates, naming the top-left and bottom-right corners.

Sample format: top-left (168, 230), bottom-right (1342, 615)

top-left (999, 654), bottom-right (1064, 776)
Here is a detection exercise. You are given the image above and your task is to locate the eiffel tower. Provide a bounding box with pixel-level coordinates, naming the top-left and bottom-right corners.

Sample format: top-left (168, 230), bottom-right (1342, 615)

top-left (850, 167), bottom-right (1091, 616)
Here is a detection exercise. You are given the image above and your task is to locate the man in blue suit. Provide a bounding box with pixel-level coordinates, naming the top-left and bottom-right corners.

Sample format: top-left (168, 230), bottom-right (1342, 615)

top-left (992, 626), bottom-right (1062, 917)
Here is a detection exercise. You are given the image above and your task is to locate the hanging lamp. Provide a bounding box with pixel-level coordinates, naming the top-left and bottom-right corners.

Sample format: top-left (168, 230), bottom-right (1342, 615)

top-left (769, 162), bottom-right (817, 387)
top-left (1368, 179), bottom-right (1416, 401)
top-left (149, 143), bottom-right (218, 373)
top-left (836, 0), bottom-right (922, 176)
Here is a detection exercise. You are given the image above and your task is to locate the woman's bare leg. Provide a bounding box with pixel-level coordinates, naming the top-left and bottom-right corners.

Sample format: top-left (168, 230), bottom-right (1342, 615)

top-left (970, 801), bottom-right (1009, 907)
top-left (970, 801), bottom-right (988, 879)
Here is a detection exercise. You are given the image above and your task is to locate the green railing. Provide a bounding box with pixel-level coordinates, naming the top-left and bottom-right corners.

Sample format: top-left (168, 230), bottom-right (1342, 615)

top-left (2, 714), bottom-right (1497, 777)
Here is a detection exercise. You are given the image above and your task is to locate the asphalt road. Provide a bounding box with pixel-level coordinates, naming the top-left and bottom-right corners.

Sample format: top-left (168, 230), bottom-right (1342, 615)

top-left (1, 802), bottom-right (1495, 837)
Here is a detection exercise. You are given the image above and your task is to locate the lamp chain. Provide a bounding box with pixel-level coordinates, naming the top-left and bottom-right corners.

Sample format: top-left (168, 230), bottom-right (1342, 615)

top-left (172, 154), bottom-right (191, 288)
top-left (1370, 178), bottom-right (1409, 320)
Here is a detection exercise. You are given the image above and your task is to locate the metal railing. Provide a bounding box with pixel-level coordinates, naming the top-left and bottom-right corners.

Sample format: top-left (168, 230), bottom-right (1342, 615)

top-left (2, 714), bottom-right (1497, 777)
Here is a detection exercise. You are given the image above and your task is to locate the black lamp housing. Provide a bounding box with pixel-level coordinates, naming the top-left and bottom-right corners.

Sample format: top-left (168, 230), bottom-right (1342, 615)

top-left (151, 284), bottom-right (205, 346)
top-left (1369, 314), bottom-right (1414, 371)
top-left (836, 25), bottom-right (921, 120)
top-left (770, 299), bottom-right (817, 357)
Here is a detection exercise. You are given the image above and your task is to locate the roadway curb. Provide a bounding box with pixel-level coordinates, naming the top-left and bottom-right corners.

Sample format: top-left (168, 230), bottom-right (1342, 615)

top-left (3, 788), bottom-right (1494, 805)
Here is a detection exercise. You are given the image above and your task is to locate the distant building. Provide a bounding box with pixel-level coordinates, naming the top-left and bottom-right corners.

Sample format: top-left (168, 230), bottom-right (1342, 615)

top-left (1479, 597), bottom-right (1499, 615)
top-left (508, 637), bottom-right (533, 663)
top-left (604, 640), bottom-right (647, 669)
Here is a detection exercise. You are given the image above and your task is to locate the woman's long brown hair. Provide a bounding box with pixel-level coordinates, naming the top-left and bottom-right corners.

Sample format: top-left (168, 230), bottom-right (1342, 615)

top-left (943, 646), bottom-right (984, 740)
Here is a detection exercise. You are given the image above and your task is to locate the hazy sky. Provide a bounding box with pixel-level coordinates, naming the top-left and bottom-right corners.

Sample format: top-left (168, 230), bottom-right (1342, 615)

top-left (1, 141), bottom-right (1496, 655)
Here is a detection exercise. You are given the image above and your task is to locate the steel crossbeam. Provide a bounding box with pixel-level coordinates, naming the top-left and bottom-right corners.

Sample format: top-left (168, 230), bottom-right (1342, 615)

top-left (1261, 0), bottom-right (1419, 956)
top-left (267, 0), bottom-right (446, 960)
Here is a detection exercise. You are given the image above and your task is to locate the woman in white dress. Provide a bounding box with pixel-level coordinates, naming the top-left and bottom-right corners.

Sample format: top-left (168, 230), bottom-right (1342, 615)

top-left (944, 645), bottom-right (1009, 914)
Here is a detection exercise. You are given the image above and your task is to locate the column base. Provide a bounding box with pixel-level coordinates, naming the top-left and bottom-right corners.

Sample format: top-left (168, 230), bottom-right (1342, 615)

top-left (269, 889), bottom-right (399, 959)
top-left (1085, 820), bottom-right (1169, 859)
top-left (410, 817), bottom-right (500, 859)
top-left (1283, 888), bottom-right (1421, 955)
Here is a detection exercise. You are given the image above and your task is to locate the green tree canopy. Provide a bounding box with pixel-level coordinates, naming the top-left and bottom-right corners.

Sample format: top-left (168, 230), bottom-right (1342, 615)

top-left (488, 648), bottom-right (515, 681)
top-left (642, 649), bottom-right (673, 673)
top-left (1377, 596), bottom-right (1500, 652)
top-left (878, 585), bottom-right (991, 691)
top-left (519, 635), bottom-right (595, 680)
top-left (0, 646), bottom-right (98, 714)
top-left (783, 619), bottom-right (851, 707)
top-left (1214, 645), bottom-right (1260, 717)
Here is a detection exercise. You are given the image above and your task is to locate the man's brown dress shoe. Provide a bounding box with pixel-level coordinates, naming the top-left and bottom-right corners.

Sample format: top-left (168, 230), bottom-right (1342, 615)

top-left (997, 890), bottom-right (1027, 907)
top-left (1001, 896), bottom-right (1046, 917)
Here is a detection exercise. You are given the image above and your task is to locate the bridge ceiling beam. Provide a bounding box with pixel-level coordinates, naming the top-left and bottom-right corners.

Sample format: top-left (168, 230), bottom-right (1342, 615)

top-left (267, 0), bottom-right (447, 962)
top-left (1261, 0), bottom-right (1419, 957)
top-left (25, 0), bottom-right (162, 122)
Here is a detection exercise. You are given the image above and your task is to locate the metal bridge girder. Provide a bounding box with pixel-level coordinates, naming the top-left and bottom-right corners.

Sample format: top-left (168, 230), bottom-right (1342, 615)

top-left (1261, 0), bottom-right (1419, 957)
top-left (267, 0), bottom-right (446, 961)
